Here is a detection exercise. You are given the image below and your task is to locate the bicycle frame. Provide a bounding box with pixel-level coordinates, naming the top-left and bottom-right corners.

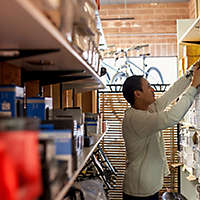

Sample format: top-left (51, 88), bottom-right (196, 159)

top-left (101, 44), bottom-right (164, 84)
top-left (102, 60), bottom-right (118, 73)
top-left (123, 51), bottom-right (149, 77)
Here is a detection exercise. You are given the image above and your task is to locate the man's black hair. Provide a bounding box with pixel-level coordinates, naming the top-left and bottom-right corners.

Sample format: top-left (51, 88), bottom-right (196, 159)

top-left (122, 75), bottom-right (143, 106)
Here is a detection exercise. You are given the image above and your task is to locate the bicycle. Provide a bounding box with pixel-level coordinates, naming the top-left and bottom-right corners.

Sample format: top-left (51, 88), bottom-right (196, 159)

top-left (100, 44), bottom-right (164, 85)
top-left (77, 144), bottom-right (117, 191)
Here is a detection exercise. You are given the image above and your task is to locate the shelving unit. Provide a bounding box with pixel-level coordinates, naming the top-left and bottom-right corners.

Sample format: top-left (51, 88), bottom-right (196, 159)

top-left (0, 0), bottom-right (105, 90)
top-left (177, 16), bottom-right (200, 76)
top-left (0, 0), bottom-right (108, 199)
top-left (177, 17), bottom-right (200, 44)
top-left (177, 16), bottom-right (200, 199)
top-left (55, 132), bottom-right (106, 200)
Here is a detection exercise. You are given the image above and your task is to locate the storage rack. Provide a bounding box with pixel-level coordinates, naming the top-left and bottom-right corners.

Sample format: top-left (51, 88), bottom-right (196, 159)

top-left (0, 0), bottom-right (107, 199)
top-left (0, 0), bottom-right (105, 91)
top-left (177, 15), bottom-right (200, 199)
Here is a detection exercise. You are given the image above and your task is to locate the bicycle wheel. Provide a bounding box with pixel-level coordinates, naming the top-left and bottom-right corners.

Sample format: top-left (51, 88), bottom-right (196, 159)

top-left (105, 72), bottom-right (111, 84)
top-left (145, 67), bottom-right (164, 84)
top-left (111, 72), bottom-right (129, 84)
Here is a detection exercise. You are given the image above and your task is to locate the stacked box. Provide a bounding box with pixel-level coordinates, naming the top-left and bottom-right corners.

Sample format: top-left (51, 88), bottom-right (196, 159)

top-left (53, 107), bottom-right (84, 125)
top-left (26, 97), bottom-right (45, 120)
top-left (40, 119), bottom-right (77, 173)
top-left (85, 113), bottom-right (100, 136)
top-left (85, 118), bottom-right (98, 135)
top-left (0, 85), bottom-right (24, 117)
top-left (53, 108), bottom-right (85, 156)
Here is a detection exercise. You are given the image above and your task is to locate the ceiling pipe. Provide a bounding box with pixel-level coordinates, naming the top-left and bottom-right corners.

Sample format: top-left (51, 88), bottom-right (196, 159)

top-left (101, 17), bottom-right (135, 21)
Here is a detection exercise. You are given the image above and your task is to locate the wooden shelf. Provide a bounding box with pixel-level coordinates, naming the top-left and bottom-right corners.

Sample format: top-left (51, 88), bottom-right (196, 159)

top-left (54, 132), bottom-right (106, 200)
top-left (0, 0), bottom-right (105, 90)
top-left (178, 16), bottom-right (200, 44)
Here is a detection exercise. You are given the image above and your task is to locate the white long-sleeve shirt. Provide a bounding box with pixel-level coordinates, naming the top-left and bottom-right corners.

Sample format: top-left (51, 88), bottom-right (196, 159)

top-left (122, 75), bottom-right (197, 197)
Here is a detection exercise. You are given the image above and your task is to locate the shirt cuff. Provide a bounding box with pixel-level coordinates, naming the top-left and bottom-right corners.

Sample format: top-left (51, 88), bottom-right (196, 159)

top-left (187, 86), bottom-right (198, 97)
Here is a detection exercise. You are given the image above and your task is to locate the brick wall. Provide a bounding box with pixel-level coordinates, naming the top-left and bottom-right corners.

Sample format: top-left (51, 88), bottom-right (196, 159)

top-left (99, 1), bottom-right (195, 57)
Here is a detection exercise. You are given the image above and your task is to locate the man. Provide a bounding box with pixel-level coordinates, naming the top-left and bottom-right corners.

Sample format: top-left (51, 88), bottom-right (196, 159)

top-left (122, 64), bottom-right (200, 200)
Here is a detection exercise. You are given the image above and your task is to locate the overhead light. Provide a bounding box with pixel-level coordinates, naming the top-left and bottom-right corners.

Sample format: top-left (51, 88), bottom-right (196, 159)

top-left (150, 3), bottom-right (158, 5)
top-left (133, 23), bottom-right (141, 27)
top-left (0, 50), bottom-right (19, 57)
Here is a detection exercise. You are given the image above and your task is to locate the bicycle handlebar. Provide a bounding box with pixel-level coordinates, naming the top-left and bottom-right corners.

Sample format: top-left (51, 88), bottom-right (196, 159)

top-left (139, 53), bottom-right (151, 57)
top-left (127, 44), bottom-right (149, 52)
top-left (102, 44), bottom-right (149, 57)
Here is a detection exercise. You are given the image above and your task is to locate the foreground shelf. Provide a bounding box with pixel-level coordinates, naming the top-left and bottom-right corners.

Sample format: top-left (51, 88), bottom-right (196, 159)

top-left (55, 132), bottom-right (106, 200)
top-left (0, 0), bottom-right (105, 90)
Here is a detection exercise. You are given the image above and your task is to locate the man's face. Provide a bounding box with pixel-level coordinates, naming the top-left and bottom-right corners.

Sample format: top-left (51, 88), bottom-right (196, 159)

top-left (139, 78), bottom-right (155, 105)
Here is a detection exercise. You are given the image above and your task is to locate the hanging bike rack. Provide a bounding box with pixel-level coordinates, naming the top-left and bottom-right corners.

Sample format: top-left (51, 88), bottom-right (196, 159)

top-left (99, 83), bottom-right (170, 93)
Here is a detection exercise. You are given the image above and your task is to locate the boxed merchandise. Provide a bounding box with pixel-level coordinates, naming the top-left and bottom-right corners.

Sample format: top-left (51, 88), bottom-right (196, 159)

top-left (85, 119), bottom-right (98, 135)
top-left (40, 128), bottom-right (74, 179)
top-left (40, 119), bottom-right (78, 175)
top-left (52, 108), bottom-right (85, 156)
top-left (26, 97), bottom-right (45, 120)
top-left (72, 26), bottom-right (91, 60)
top-left (26, 97), bottom-right (53, 120)
top-left (85, 112), bottom-right (100, 136)
top-left (59, 0), bottom-right (78, 42)
top-left (29, 0), bottom-right (77, 43)
top-left (74, 0), bottom-right (98, 38)
top-left (53, 107), bottom-right (84, 125)
top-left (0, 85), bottom-right (24, 117)
top-left (72, 0), bottom-right (100, 61)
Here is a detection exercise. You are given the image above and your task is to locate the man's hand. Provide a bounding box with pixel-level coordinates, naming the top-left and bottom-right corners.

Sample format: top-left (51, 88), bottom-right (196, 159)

top-left (191, 60), bottom-right (200, 88)
top-left (166, 188), bottom-right (173, 192)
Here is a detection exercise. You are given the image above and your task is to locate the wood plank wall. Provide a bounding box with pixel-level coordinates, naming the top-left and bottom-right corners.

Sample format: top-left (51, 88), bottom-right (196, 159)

top-left (98, 91), bottom-right (179, 200)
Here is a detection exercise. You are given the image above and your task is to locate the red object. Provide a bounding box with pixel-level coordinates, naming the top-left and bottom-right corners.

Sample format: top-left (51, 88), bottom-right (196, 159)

top-left (96, 0), bottom-right (100, 10)
top-left (0, 130), bottom-right (42, 200)
top-left (0, 141), bottom-right (18, 200)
